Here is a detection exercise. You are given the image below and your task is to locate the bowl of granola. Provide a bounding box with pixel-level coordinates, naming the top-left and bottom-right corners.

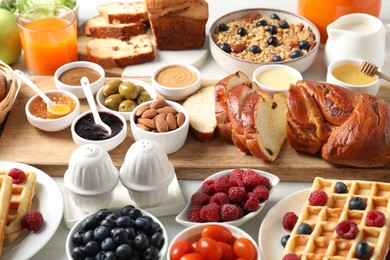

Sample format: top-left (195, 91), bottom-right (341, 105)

top-left (209, 8), bottom-right (320, 76)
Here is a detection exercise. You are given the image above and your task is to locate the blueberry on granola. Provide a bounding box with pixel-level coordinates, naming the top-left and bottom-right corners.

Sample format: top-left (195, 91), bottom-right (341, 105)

top-left (268, 36), bottom-right (278, 46)
top-left (267, 25), bottom-right (278, 35)
top-left (272, 55), bottom-right (283, 62)
top-left (219, 23), bottom-right (229, 32)
top-left (237, 27), bottom-right (247, 37)
top-left (219, 43), bottom-right (231, 53)
top-left (298, 40), bottom-right (311, 50)
top-left (279, 21), bottom-right (289, 29)
top-left (256, 20), bottom-right (268, 27)
top-left (270, 13), bottom-right (280, 20)
top-left (290, 50), bottom-right (303, 59)
top-left (249, 45), bottom-right (261, 54)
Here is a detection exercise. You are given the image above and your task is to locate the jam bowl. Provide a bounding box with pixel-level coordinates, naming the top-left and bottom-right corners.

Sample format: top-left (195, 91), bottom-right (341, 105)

top-left (25, 89), bottom-right (80, 132)
top-left (71, 109), bottom-right (127, 151)
top-left (64, 144), bottom-right (119, 213)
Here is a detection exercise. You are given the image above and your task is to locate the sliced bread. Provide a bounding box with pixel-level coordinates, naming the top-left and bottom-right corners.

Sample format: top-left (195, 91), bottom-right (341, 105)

top-left (183, 85), bottom-right (217, 141)
top-left (214, 71), bottom-right (250, 142)
top-left (86, 35), bottom-right (155, 68)
top-left (85, 16), bottom-right (146, 39)
top-left (97, 2), bottom-right (148, 24)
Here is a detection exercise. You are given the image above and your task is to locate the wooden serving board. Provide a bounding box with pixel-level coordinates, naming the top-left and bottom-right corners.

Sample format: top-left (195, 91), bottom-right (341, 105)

top-left (0, 76), bottom-right (390, 182)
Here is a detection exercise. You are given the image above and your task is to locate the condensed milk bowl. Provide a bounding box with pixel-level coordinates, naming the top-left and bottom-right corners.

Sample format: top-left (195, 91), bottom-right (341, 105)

top-left (152, 63), bottom-right (201, 101)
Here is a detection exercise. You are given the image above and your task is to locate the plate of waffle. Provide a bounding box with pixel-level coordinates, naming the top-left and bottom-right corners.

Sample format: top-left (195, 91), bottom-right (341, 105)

top-left (0, 161), bottom-right (63, 259)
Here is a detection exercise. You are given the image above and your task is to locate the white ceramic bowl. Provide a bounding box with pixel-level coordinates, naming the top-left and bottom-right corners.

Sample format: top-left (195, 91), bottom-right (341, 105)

top-left (167, 223), bottom-right (260, 260)
top-left (54, 61), bottom-right (105, 99)
top-left (252, 64), bottom-right (303, 95)
top-left (64, 144), bottom-right (119, 213)
top-left (326, 57), bottom-right (381, 96)
top-left (175, 168), bottom-right (279, 227)
top-left (152, 64), bottom-right (201, 101)
top-left (130, 100), bottom-right (189, 154)
top-left (71, 109), bottom-right (127, 151)
top-left (25, 89), bottom-right (80, 132)
top-left (96, 79), bottom-right (157, 121)
top-left (66, 206), bottom-right (168, 260)
top-left (120, 140), bottom-right (175, 208)
top-left (209, 8), bottom-right (320, 76)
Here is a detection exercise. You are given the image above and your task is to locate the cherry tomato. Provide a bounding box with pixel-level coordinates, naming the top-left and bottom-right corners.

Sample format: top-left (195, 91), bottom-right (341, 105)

top-left (201, 225), bottom-right (233, 243)
top-left (217, 241), bottom-right (236, 260)
top-left (233, 238), bottom-right (257, 260)
top-left (171, 240), bottom-right (193, 260)
top-left (181, 252), bottom-right (205, 260)
top-left (198, 237), bottom-right (222, 260)
top-left (191, 241), bottom-right (200, 253)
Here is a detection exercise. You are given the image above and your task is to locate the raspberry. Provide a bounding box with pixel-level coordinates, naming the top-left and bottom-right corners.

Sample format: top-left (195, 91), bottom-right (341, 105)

top-left (336, 220), bottom-right (359, 239)
top-left (282, 253), bottom-right (299, 260)
top-left (221, 204), bottom-right (241, 221)
top-left (214, 175), bottom-right (231, 193)
top-left (366, 210), bottom-right (386, 227)
top-left (8, 168), bottom-right (26, 184)
top-left (253, 185), bottom-right (269, 202)
top-left (200, 203), bottom-right (221, 222)
top-left (188, 205), bottom-right (203, 222)
top-left (202, 180), bottom-right (216, 195)
top-left (242, 170), bottom-right (262, 190)
top-left (282, 212), bottom-right (298, 231)
top-left (229, 168), bottom-right (245, 186)
top-left (210, 192), bottom-right (230, 205)
top-left (308, 190), bottom-right (328, 206)
top-left (21, 210), bottom-right (44, 232)
top-left (228, 186), bottom-right (246, 203)
top-left (190, 192), bottom-right (210, 205)
top-left (242, 192), bottom-right (259, 212)
top-left (258, 175), bottom-right (270, 189)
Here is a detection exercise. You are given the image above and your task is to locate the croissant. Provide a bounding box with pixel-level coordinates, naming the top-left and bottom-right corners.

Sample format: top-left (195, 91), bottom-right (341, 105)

top-left (287, 80), bottom-right (390, 168)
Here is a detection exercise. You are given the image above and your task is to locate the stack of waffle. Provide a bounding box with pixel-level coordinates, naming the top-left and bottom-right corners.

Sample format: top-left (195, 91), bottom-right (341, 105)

top-left (283, 177), bottom-right (390, 259)
top-left (0, 170), bottom-right (37, 255)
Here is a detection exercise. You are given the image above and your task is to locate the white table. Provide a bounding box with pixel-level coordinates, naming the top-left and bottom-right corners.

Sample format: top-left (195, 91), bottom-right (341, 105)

top-left (28, 0), bottom-right (390, 259)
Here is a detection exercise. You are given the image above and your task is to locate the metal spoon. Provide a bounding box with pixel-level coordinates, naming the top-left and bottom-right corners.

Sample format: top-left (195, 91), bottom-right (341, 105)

top-left (14, 70), bottom-right (71, 115)
top-left (80, 76), bottom-right (112, 136)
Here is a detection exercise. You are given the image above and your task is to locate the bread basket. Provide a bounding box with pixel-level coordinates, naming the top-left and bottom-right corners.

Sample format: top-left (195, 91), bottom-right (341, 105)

top-left (0, 60), bottom-right (19, 125)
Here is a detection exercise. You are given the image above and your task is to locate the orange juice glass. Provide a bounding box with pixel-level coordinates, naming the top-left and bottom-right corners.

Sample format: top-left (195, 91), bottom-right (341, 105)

top-left (298, 0), bottom-right (382, 44)
top-left (17, 5), bottom-right (78, 75)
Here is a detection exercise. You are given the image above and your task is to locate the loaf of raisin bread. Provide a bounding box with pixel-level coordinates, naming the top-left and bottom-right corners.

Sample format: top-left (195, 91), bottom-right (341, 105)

top-left (97, 2), bottom-right (148, 24)
top-left (86, 35), bottom-right (155, 68)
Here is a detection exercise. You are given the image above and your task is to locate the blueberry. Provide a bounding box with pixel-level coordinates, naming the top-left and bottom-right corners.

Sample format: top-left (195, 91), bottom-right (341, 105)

top-left (249, 45), bottom-right (261, 54)
top-left (290, 50), bottom-right (303, 59)
top-left (121, 205), bottom-right (136, 216)
top-left (112, 228), bottom-right (129, 244)
top-left (279, 21), bottom-right (289, 29)
top-left (105, 251), bottom-right (116, 260)
top-left (349, 197), bottom-right (367, 210)
top-left (268, 36), bottom-right (278, 46)
top-left (150, 222), bottom-right (162, 234)
top-left (100, 219), bottom-right (116, 229)
top-left (218, 23), bottom-right (228, 32)
top-left (143, 246), bottom-right (159, 260)
top-left (150, 232), bottom-right (165, 250)
top-left (134, 233), bottom-right (149, 250)
top-left (280, 235), bottom-right (290, 247)
top-left (116, 216), bottom-right (132, 228)
top-left (83, 230), bottom-right (95, 244)
top-left (220, 42), bottom-right (232, 53)
top-left (116, 244), bottom-right (132, 259)
top-left (72, 246), bottom-right (86, 260)
top-left (135, 217), bottom-right (151, 231)
top-left (335, 182), bottom-right (348, 193)
top-left (126, 227), bottom-right (137, 240)
top-left (298, 223), bottom-right (313, 235)
top-left (96, 209), bottom-right (112, 220)
top-left (237, 27), bottom-right (247, 37)
top-left (84, 240), bottom-right (100, 256)
top-left (267, 25), bottom-right (278, 35)
top-left (270, 13), bottom-right (280, 20)
top-left (272, 55), bottom-right (283, 62)
top-left (94, 226), bottom-right (111, 242)
top-left (95, 251), bottom-right (106, 260)
top-left (105, 213), bottom-right (118, 222)
top-left (298, 40), bottom-right (311, 50)
top-left (72, 231), bottom-right (84, 246)
top-left (82, 215), bottom-right (100, 231)
top-left (101, 237), bottom-right (115, 251)
top-left (355, 241), bottom-right (371, 259)
top-left (256, 20), bottom-right (268, 27)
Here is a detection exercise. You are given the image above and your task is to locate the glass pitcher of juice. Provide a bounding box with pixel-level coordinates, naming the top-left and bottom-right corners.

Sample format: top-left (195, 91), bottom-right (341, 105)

top-left (298, 0), bottom-right (382, 44)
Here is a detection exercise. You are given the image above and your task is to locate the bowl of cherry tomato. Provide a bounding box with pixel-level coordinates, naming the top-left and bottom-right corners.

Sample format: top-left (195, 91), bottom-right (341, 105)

top-left (168, 223), bottom-right (260, 260)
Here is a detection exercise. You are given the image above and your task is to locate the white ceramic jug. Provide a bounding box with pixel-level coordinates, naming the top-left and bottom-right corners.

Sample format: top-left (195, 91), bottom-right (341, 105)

top-left (324, 13), bottom-right (390, 68)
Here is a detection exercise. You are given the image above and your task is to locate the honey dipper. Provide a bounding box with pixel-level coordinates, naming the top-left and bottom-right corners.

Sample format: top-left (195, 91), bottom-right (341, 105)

top-left (360, 60), bottom-right (390, 82)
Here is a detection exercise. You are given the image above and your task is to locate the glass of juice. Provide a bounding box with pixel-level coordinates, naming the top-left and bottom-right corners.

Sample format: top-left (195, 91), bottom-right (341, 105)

top-left (17, 5), bottom-right (78, 75)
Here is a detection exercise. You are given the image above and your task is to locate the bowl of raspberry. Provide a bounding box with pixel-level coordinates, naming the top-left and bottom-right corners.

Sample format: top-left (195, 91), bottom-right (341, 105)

top-left (175, 168), bottom-right (279, 227)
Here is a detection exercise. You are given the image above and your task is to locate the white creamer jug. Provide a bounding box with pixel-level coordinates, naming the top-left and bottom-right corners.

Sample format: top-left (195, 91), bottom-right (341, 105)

top-left (324, 13), bottom-right (390, 68)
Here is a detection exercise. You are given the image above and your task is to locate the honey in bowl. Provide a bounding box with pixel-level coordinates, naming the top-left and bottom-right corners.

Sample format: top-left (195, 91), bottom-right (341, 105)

top-left (332, 64), bottom-right (377, 85)
top-left (256, 69), bottom-right (298, 90)
top-left (29, 93), bottom-right (76, 119)
top-left (155, 65), bottom-right (198, 88)
top-left (59, 67), bottom-right (101, 86)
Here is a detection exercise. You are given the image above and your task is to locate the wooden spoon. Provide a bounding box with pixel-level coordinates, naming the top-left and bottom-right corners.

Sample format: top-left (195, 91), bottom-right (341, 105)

top-left (360, 60), bottom-right (390, 82)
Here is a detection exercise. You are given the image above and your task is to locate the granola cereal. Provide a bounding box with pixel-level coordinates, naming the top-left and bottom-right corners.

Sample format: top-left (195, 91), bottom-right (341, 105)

top-left (212, 11), bottom-right (317, 63)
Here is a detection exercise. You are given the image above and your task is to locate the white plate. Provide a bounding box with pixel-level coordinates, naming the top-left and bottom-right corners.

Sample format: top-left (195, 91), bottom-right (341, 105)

top-left (0, 161), bottom-right (63, 260)
top-left (175, 168), bottom-right (280, 227)
top-left (258, 188), bottom-right (310, 260)
top-left (62, 174), bottom-right (186, 229)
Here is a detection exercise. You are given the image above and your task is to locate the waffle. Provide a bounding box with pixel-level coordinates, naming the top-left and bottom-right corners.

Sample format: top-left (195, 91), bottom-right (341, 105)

top-left (0, 175), bottom-right (12, 255)
top-left (0, 170), bottom-right (37, 245)
top-left (283, 177), bottom-right (390, 260)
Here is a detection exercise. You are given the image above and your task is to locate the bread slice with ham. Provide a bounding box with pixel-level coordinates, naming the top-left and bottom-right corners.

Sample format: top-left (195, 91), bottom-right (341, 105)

top-left (214, 71), bottom-right (250, 142)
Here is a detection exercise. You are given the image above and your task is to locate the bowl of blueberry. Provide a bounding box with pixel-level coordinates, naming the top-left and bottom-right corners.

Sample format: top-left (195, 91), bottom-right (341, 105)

top-left (209, 8), bottom-right (320, 76)
top-left (66, 205), bottom-right (168, 260)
